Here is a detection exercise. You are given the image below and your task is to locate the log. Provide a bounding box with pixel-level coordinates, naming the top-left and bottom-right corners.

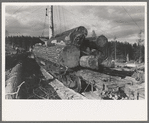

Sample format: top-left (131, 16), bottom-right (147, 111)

top-left (34, 51), bottom-right (82, 92)
top-left (33, 45), bottom-right (80, 68)
top-left (131, 70), bottom-right (144, 83)
top-left (96, 35), bottom-right (108, 48)
top-left (48, 26), bottom-right (88, 47)
top-left (75, 69), bottom-right (140, 92)
top-left (84, 35), bottom-right (108, 48)
top-left (80, 55), bottom-right (99, 70)
top-left (80, 35), bottom-right (108, 61)
top-left (124, 83), bottom-right (145, 100)
top-left (5, 63), bottom-right (23, 99)
top-left (76, 69), bottom-right (120, 91)
top-left (40, 67), bottom-right (87, 100)
top-left (59, 45), bottom-right (80, 68)
top-left (101, 58), bottom-right (115, 68)
top-left (75, 69), bottom-right (145, 100)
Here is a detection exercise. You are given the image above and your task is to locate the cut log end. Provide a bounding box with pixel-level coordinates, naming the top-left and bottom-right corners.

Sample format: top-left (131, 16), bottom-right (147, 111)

top-left (59, 45), bottom-right (80, 68)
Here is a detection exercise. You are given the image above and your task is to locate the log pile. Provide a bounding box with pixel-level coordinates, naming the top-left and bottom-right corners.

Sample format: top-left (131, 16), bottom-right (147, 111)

top-left (80, 35), bottom-right (108, 60)
top-left (34, 26), bottom-right (109, 71)
top-left (33, 26), bottom-right (144, 100)
top-left (33, 26), bottom-right (110, 93)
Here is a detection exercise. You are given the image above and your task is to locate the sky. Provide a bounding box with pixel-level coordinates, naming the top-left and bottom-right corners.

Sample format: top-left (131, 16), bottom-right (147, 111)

top-left (5, 4), bottom-right (145, 44)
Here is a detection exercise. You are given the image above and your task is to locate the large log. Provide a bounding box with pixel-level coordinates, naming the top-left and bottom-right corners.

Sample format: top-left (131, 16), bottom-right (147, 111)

top-left (5, 63), bottom-right (23, 99)
top-left (80, 55), bottom-right (99, 70)
top-left (80, 35), bottom-right (108, 60)
top-left (79, 35), bottom-right (108, 70)
top-left (75, 69), bottom-right (145, 100)
top-left (48, 26), bottom-right (88, 47)
top-left (40, 67), bottom-right (87, 100)
top-left (33, 45), bottom-right (80, 68)
top-left (84, 35), bottom-right (108, 48)
top-left (75, 69), bottom-right (135, 90)
top-left (33, 45), bottom-right (82, 92)
top-left (75, 69), bottom-right (122, 91)
top-left (58, 45), bottom-right (80, 68)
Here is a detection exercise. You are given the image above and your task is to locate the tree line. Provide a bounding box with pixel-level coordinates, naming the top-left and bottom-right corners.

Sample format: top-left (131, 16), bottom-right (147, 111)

top-left (5, 36), bottom-right (145, 63)
top-left (5, 36), bottom-right (43, 51)
top-left (107, 41), bottom-right (144, 63)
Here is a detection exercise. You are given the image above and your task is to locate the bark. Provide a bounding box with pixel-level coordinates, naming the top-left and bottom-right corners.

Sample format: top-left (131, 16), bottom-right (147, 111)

top-left (47, 26), bottom-right (88, 47)
top-left (80, 35), bottom-right (108, 61)
top-left (33, 45), bottom-right (80, 68)
top-left (33, 45), bottom-right (82, 92)
top-left (40, 67), bottom-right (87, 100)
top-left (75, 69), bottom-right (145, 100)
top-left (5, 63), bottom-right (23, 99)
top-left (75, 69), bottom-right (137, 91)
top-left (59, 45), bottom-right (80, 68)
top-left (80, 55), bottom-right (99, 70)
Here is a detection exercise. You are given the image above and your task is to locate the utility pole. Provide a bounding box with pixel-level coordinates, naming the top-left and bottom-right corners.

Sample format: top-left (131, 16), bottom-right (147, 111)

top-left (114, 36), bottom-right (117, 62)
top-left (49, 5), bottom-right (54, 39)
top-left (138, 30), bottom-right (143, 63)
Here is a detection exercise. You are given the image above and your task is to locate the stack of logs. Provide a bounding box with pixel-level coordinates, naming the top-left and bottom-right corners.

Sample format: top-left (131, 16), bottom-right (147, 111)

top-left (33, 26), bottom-right (144, 100)
top-left (33, 26), bottom-right (109, 92)
top-left (43, 26), bottom-right (109, 70)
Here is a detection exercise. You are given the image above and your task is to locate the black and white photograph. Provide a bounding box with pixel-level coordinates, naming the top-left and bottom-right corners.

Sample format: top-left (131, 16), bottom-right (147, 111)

top-left (2, 2), bottom-right (147, 121)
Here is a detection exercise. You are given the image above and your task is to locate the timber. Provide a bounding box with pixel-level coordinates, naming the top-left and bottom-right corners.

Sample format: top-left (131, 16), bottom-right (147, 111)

top-left (40, 67), bottom-right (87, 100)
top-left (33, 45), bottom-right (80, 68)
top-left (80, 55), bottom-right (99, 70)
top-left (5, 63), bottom-right (23, 99)
top-left (75, 69), bottom-right (145, 99)
top-left (80, 35), bottom-right (108, 60)
top-left (33, 26), bottom-right (144, 100)
top-left (48, 26), bottom-right (88, 47)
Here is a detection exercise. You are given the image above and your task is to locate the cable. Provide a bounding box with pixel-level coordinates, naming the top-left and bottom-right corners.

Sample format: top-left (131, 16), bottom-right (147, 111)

top-left (122, 6), bottom-right (141, 30)
top-left (41, 14), bottom-right (47, 37)
top-left (58, 6), bottom-right (62, 33)
top-left (61, 7), bottom-right (66, 31)
top-left (6, 6), bottom-right (45, 27)
top-left (7, 7), bottom-right (46, 36)
top-left (12, 6), bottom-right (24, 15)
top-left (61, 6), bottom-right (116, 38)
top-left (6, 6), bottom-right (24, 25)
top-left (6, 6), bottom-right (45, 36)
